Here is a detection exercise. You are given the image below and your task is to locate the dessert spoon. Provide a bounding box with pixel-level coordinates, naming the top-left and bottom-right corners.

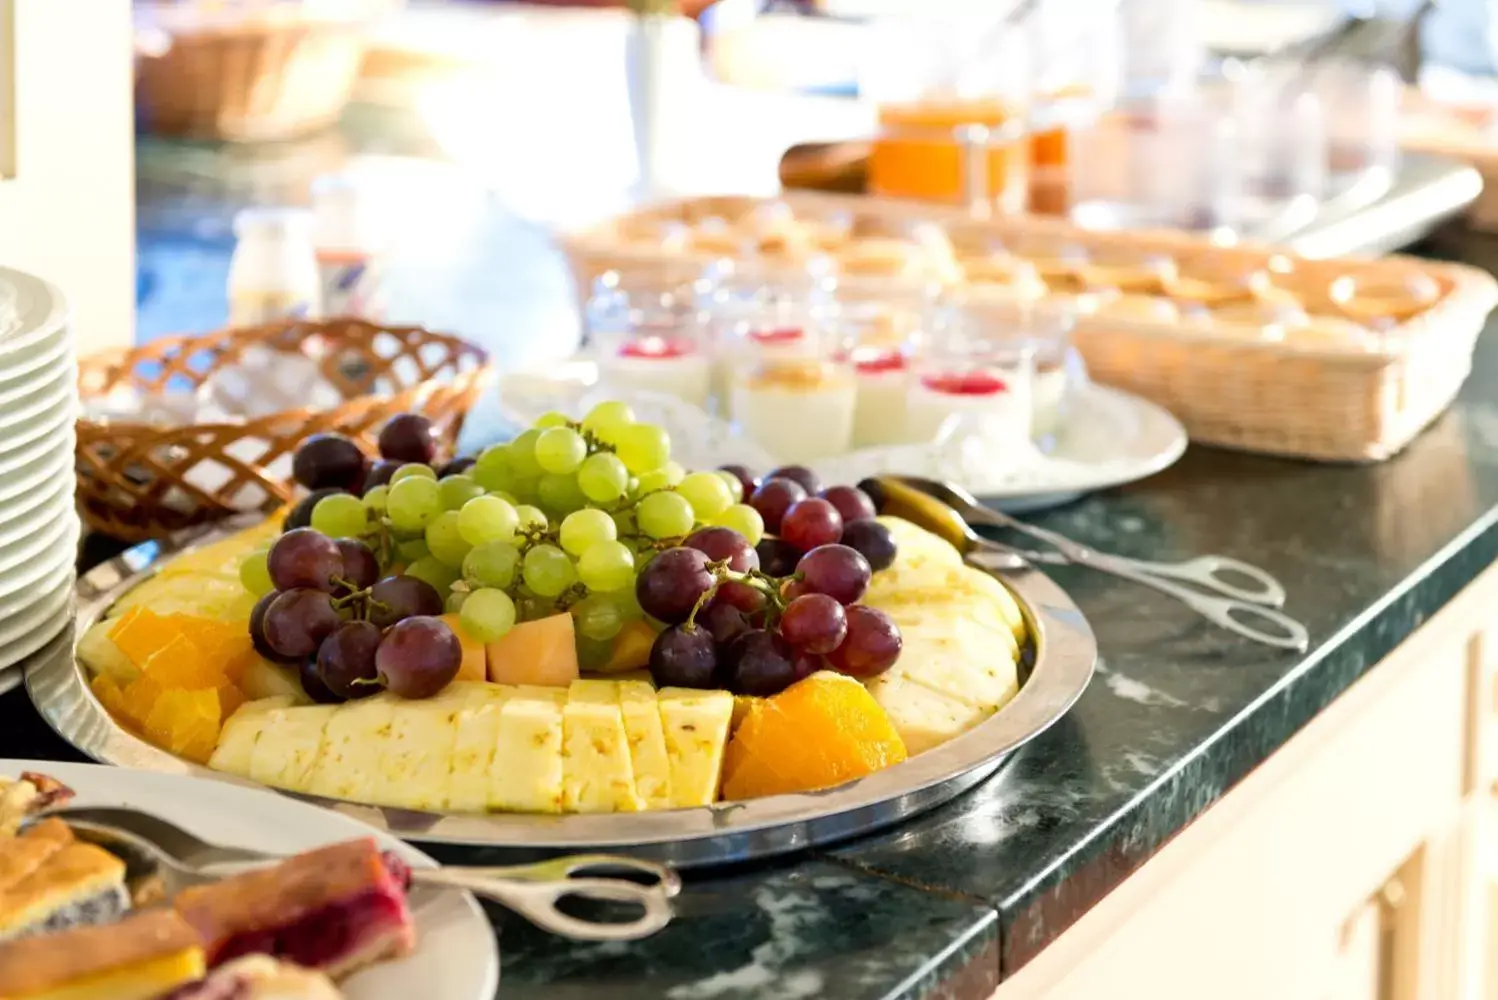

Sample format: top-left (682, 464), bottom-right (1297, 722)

top-left (862, 476), bottom-right (1310, 652)
top-left (39, 807), bottom-right (681, 942)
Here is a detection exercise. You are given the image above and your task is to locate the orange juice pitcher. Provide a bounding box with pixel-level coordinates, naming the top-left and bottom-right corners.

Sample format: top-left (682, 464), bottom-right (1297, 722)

top-left (870, 100), bottom-right (1029, 213)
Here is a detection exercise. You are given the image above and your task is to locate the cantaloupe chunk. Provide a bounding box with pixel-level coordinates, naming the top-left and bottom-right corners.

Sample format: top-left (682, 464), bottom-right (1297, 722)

top-left (107, 607), bottom-right (173, 669)
top-left (90, 674), bottom-right (132, 725)
top-left (441, 613), bottom-right (488, 684)
top-left (485, 614), bottom-right (579, 688)
top-left (594, 620), bottom-right (656, 674)
top-left (120, 675), bottom-right (166, 729)
top-left (142, 634), bottom-right (224, 691)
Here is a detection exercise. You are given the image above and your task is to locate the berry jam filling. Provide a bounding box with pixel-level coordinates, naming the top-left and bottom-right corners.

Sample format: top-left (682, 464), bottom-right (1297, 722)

top-left (619, 335), bottom-right (695, 360)
top-left (749, 326), bottom-right (804, 345)
top-left (211, 889), bottom-right (409, 971)
top-left (849, 348), bottom-right (906, 374)
top-left (920, 372), bottom-right (1009, 396)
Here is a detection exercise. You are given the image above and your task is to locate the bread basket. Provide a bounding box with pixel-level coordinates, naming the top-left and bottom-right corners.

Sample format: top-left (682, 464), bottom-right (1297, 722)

top-left (76, 318), bottom-right (490, 541)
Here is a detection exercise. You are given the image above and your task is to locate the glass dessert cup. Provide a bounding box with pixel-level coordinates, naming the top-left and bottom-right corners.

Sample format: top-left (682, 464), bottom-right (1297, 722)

top-left (707, 263), bottom-right (836, 418)
top-left (730, 357), bottom-right (857, 464)
top-left (940, 295), bottom-right (1074, 446)
top-left (586, 269), bottom-right (713, 409)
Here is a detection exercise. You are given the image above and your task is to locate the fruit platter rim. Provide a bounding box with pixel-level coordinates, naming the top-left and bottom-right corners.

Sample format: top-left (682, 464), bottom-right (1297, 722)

top-left (29, 517), bottom-right (1098, 868)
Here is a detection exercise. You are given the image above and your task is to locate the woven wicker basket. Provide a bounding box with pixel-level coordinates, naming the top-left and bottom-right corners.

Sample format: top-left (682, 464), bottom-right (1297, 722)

top-left (134, 4), bottom-right (375, 142)
top-left (76, 318), bottom-right (490, 541)
top-left (561, 192), bottom-right (1498, 463)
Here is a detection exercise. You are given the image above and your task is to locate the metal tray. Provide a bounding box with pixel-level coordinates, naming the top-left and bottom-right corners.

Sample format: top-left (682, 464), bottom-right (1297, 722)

top-left (26, 520), bottom-right (1097, 868)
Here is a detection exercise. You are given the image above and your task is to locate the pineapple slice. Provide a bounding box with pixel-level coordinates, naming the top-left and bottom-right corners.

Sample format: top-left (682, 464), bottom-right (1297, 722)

top-left (369, 690), bottom-right (468, 810)
top-left (209, 696), bottom-right (295, 776)
top-left (562, 680), bottom-right (643, 814)
top-left (617, 680), bottom-right (672, 809)
top-left (657, 688), bottom-right (734, 808)
top-left (78, 619), bottom-right (139, 684)
top-left (446, 684), bottom-right (511, 812)
top-left (247, 705), bottom-right (337, 793)
top-left (306, 697), bottom-right (397, 803)
top-left (489, 686), bottom-right (566, 814)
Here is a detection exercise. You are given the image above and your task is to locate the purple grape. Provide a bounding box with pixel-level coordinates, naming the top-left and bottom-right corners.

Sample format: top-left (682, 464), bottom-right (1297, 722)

top-left (634, 547), bottom-right (714, 625)
top-left (818, 485), bottom-right (877, 524)
top-left (779, 593), bottom-right (847, 654)
top-left (797, 544), bottom-right (871, 606)
top-left (316, 620), bottom-right (383, 700)
top-left (749, 478), bottom-right (807, 534)
top-left (249, 592), bottom-right (297, 664)
top-left (439, 456), bottom-right (476, 478)
top-left (335, 538), bottom-right (380, 593)
top-left (826, 606), bottom-right (901, 678)
top-left (648, 625), bottom-right (719, 689)
top-left (292, 433), bottom-right (368, 492)
top-left (755, 538), bottom-right (802, 578)
top-left (263, 588), bottom-right (341, 659)
top-left (284, 488), bottom-right (345, 532)
top-left (268, 528), bottom-right (344, 592)
top-left (780, 498), bottom-right (843, 552)
top-left (766, 465), bottom-right (822, 495)
top-left (697, 598), bottom-right (751, 646)
top-left (683, 526), bottom-right (759, 573)
top-left (723, 630), bottom-right (798, 696)
top-left (299, 657), bottom-right (342, 704)
top-left (378, 413), bottom-right (438, 465)
top-left (715, 579), bottom-right (770, 618)
top-left (840, 520), bottom-right (897, 572)
top-left (362, 459), bottom-right (402, 495)
top-left (376, 616), bottom-right (461, 698)
top-left (367, 575), bottom-right (443, 629)
top-left (718, 464), bottom-right (759, 500)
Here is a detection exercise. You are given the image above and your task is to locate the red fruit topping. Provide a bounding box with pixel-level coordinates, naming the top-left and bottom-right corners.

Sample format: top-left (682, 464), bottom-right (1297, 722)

top-left (620, 336), bottom-right (696, 360)
top-left (750, 326), bottom-right (804, 344)
top-left (920, 371), bottom-right (1009, 396)
top-left (851, 349), bottom-right (907, 374)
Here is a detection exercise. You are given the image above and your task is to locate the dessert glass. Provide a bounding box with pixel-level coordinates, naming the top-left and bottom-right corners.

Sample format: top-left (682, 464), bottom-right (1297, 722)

top-left (909, 306), bottom-right (1037, 449)
top-left (586, 268), bottom-right (713, 409)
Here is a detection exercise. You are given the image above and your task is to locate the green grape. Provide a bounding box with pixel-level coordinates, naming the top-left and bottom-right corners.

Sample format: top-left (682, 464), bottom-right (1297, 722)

top-left (577, 634), bottom-right (614, 672)
top-left (515, 505), bottom-right (547, 531)
top-left (577, 452), bottom-right (629, 504)
top-left (405, 556), bottom-right (459, 596)
top-left (615, 423), bottom-right (671, 474)
top-left (457, 495), bottom-right (519, 546)
top-left (662, 461), bottom-right (686, 486)
top-left (572, 592), bottom-right (626, 642)
top-left (636, 490), bottom-right (695, 539)
top-left (559, 509), bottom-right (617, 558)
top-left (677, 471), bottom-right (735, 519)
top-left (363, 484), bottom-right (390, 516)
top-left (535, 426), bottom-right (587, 474)
top-left (581, 401), bottom-right (636, 441)
top-left (716, 470), bottom-right (744, 503)
top-left (577, 540), bottom-right (635, 593)
top-left (490, 490), bottom-right (518, 505)
top-left (391, 462), bottom-right (437, 483)
top-left (612, 509), bottom-right (637, 537)
top-left (239, 548), bottom-right (274, 597)
top-left (535, 411), bottom-right (571, 429)
top-left (472, 444), bottom-right (518, 493)
top-left (507, 477), bottom-right (541, 506)
top-left (446, 590), bottom-right (469, 614)
top-left (311, 493), bottom-right (370, 538)
top-left (508, 429), bottom-right (545, 479)
top-left (386, 476), bottom-right (442, 533)
top-left (460, 587), bottom-right (518, 642)
top-left (522, 543), bottom-right (576, 597)
top-left (616, 582), bottom-right (645, 621)
top-left (425, 510), bottom-right (472, 567)
top-left (438, 474), bottom-right (485, 511)
top-left (463, 541), bottom-right (520, 589)
top-left (713, 503), bottom-right (765, 546)
top-left (397, 537), bottom-right (430, 563)
top-left (537, 473), bottom-right (587, 515)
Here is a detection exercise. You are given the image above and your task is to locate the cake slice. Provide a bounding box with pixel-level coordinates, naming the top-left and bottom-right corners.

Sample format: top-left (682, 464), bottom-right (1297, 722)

top-left (0, 909), bottom-right (204, 999)
top-left (164, 955), bottom-right (344, 999)
top-left (173, 837), bottom-right (415, 978)
top-left (0, 819), bottom-right (130, 941)
top-left (0, 772), bottom-right (74, 836)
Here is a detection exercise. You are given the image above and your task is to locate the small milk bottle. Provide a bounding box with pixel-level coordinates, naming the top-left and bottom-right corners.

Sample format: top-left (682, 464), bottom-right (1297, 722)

top-left (227, 208), bottom-right (322, 326)
top-left (312, 173), bottom-right (387, 319)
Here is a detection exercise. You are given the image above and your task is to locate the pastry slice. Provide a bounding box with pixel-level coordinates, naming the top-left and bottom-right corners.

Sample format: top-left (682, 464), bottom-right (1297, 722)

top-left (0, 772), bottom-right (73, 836)
top-left (164, 955), bottom-right (344, 999)
top-left (173, 837), bottom-right (415, 978)
top-left (0, 818), bottom-right (130, 940)
top-left (0, 909), bottom-right (205, 999)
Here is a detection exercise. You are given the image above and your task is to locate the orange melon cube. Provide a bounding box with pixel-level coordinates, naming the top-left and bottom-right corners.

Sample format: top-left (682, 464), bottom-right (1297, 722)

top-left (120, 674), bottom-right (166, 729)
top-left (142, 634), bottom-right (224, 691)
top-left (722, 672), bottom-right (907, 801)
top-left (441, 613), bottom-right (488, 683)
top-left (145, 688), bottom-right (222, 763)
top-left (90, 674), bottom-right (132, 726)
top-left (599, 620), bottom-right (656, 674)
top-left (216, 681), bottom-right (246, 721)
top-left (107, 607), bottom-right (174, 669)
top-left (485, 614), bottom-right (579, 687)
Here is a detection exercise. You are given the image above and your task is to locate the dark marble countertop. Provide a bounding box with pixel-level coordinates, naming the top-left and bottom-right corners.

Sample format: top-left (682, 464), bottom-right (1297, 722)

top-left (5, 104), bottom-right (1498, 998)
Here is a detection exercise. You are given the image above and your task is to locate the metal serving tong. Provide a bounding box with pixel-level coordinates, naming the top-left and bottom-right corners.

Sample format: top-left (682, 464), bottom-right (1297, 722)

top-left (862, 477), bottom-right (1310, 652)
top-left (35, 806), bottom-right (680, 942)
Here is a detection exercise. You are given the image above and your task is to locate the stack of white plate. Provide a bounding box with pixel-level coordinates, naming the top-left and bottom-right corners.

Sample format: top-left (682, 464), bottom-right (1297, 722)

top-left (0, 267), bottom-right (77, 695)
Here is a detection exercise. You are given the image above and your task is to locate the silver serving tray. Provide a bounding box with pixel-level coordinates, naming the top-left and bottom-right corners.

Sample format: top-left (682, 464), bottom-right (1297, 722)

top-left (27, 518), bottom-right (1097, 868)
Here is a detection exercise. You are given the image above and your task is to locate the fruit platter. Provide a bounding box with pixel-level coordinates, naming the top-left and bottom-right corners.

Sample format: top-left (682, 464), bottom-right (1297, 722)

top-left (31, 404), bottom-right (1096, 865)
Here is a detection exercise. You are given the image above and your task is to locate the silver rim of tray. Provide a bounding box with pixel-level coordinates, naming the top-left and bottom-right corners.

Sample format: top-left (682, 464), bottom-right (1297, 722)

top-left (28, 516), bottom-right (1097, 867)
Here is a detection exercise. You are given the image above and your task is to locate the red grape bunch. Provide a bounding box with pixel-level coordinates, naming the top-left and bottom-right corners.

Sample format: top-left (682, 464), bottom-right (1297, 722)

top-left (642, 468), bottom-right (902, 698)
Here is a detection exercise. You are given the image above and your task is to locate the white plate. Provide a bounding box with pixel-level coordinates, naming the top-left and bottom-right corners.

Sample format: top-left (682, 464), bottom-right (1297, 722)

top-left (0, 526), bottom-right (76, 610)
top-left (0, 666), bottom-right (20, 697)
top-left (0, 438), bottom-right (73, 508)
top-left (0, 268), bottom-right (69, 359)
top-left (0, 593), bottom-right (73, 674)
top-left (0, 322), bottom-right (70, 393)
top-left (0, 355), bottom-right (73, 413)
top-left (0, 571), bottom-right (74, 657)
top-left (0, 462), bottom-right (75, 544)
top-left (0, 759), bottom-right (500, 1000)
top-left (0, 370), bottom-right (75, 441)
top-left (0, 504), bottom-right (76, 577)
top-left (0, 392), bottom-right (75, 466)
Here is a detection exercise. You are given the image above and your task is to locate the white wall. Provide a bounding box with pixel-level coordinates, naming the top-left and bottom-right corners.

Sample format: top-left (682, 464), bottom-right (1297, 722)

top-left (0, 0), bottom-right (135, 352)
